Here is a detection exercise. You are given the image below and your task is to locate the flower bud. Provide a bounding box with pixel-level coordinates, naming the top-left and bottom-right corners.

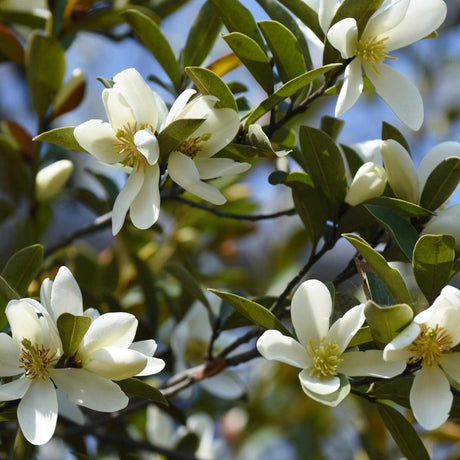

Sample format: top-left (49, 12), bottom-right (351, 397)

top-left (345, 162), bottom-right (387, 206)
top-left (381, 139), bottom-right (419, 203)
top-left (35, 159), bottom-right (74, 202)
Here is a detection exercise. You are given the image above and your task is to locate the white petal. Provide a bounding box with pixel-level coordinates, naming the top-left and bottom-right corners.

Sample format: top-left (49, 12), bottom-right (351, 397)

top-left (83, 346), bottom-right (147, 380)
top-left (111, 169), bottom-right (144, 235)
top-left (0, 333), bottom-right (21, 376)
top-left (102, 86), bottom-right (136, 132)
top-left (73, 120), bottom-right (120, 164)
top-left (113, 68), bottom-right (160, 128)
top-left (410, 365), bottom-right (452, 430)
top-left (381, 139), bottom-right (419, 203)
top-left (440, 352), bottom-right (460, 383)
top-left (56, 389), bottom-right (85, 425)
top-left (299, 368), bottom-right (340, 395)
top-left (291, 280), bottom-right (332, 348)
top-left (165, 88), bottom-right (196, 126)
top-left (195, 158), bottom-right (250, 180)
top-left (327, 18), bottom-right (358, 59)
top-left (364, 62), bottom-right (423, 130)
top-left (383, 322), bottom-right (421, 361)
top-left (326, 304), bottom-right (365, 353)
top-left (168, 152), bottom-right (226, 205)
top-left (338, 350), bottom-right (406, 377)
top-left (384, 0), bottom-right (447, 52)
top-left (129, 164), bottom-right (161, 230)
top-left (130, 339), bottom-right (157, 356)
top-left (335, 58), bottom-right (363, 117)
top-left (79, 312), bottom-right (138, 356)
top-left (40, 278), bottom-right (52, 313)
top-left (134, 129), bottom-right (159, 166)
top-left (345, 162), bottom-right (387, 206)
top-left (0, 377), bottom-right (31, 401)
top-left (50, 368), bottom-right (128, 412)
top-left (18, 379), bottom-right (57, 445)
top-left (256, 330), bottom-right (311, 368)
top-left (364, 0), bottom-right (410, 38)
top-left (136, 356), bottom-right (166, 377)
top-left (418, 141), bottom-right (460, 191)
top-left (318, 0), bottom-right (339, 32)
top-left (199, 370), bottom-right (246, 399)
top-left (50, 266), bottom-right (83, 321)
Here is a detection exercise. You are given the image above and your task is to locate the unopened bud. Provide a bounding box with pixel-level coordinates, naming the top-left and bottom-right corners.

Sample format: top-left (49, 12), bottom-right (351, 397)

top-left (35, 159), bottom-right (74, 202)
top-left (345, 162), bottom-right (387, 206)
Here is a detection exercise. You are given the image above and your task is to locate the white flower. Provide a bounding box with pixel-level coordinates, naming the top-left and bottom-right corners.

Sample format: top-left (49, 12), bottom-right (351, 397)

top-left (165, 89), bottom-right (250, 205)
top-left (344, 161), bottom-right (387, 206)
top-left (327, 0), bottom-right (447, 129)
top-left (74, 68), bottom-right (167, 235)
top-left (384, 285), bottom-right (460, 430)
top-left (257, 280), bottom-right (405, 406)
top-left (35, 159), bottom-right (74, 202)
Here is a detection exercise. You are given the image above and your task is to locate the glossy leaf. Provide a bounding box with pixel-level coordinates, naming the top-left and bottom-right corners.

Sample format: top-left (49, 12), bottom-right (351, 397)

top-left (371, 376), bottom-right (412, 408)
top-left (158, 118), bottom-right (206, 157)
top-left (277, 0), bottom-right (322, 40)
top-left (413, 234), bottom-right (455, 303)
top-left (57, 314), bottom-right (92, 357)
top-left (320, 116), bottom-right (345, 142)
top-left (208, 289), bottom-right (290, 335)
top-left (185, 67), bottom-right (237, 110)
top-left (117, 378), bottom-right (168, 405)
top-left (223, 32), bottom-right (273, 94)
top-left (33, 127), bottom-right (86, 152)
top-left (343, 234), bottom-right (412, 304)
top-left (0, 276), bottom-right (20, 328)
top-left (347, 326), bottom-right (373, 348)
top-left (365, 197), bottom-right (433, 218)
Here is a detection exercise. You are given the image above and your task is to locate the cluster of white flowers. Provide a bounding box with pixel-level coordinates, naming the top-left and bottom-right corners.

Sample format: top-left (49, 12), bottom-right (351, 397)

top-left (0, 267), bottom-right (165, 445)
top-left (73, 68), bottom-right (250, 235)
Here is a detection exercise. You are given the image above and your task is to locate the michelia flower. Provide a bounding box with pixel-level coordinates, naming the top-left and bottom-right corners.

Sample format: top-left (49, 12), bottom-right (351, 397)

top-left (381, 139), bottom-right (460, 204)
top-left (344, 161), bottom-right (387, 206)
top-left (257, 280), bottom-right (405, 406)
top-left (327, 0), bottom-right (447, 130)
top-left (384, 286), bottom-right (460, 429)
top-left (35, 159), bottom-right (74, 202)
top-left (74, 68), bottom-right (167, 235)
top-left (165, 89), bottom-right (250, 205)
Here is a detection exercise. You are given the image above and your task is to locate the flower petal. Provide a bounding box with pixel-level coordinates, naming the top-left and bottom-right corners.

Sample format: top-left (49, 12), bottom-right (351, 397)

top-left (165, 88), bottom-right (196, 126)
top-left (73, 120), bottom-right (120, 164)
top-left (338, 350), bottom-right (406, 377)
top-left (56, 389), bottom-right (85, 425)
top-left (318, 0), bottom-right (339, 32)
top-left (129, 164), bottom-right (161, 230)
top-left (136, 356), bottom-right (166, 377)
top-left (199, 370), bottom-right (246, 399)
top-left (50, 368), bottom-right (128, 412)
top-left (102, 86), bottom-right (136, 132)
top-left (440, 352), bottom-right (460, 383)
top-left (195, 158), bottom-right (251, 180)
top-left (327, 18), bottom-right (358, 59)
top-left (291, 279), bottom-right (333, 348)
top-left (299, 368), bottom-right (340, 395)
top-left (18, 379), bottom-right (57, 445)
top-left (383, 321), bottom-right (421, 361)
top-left (326, 304), bottom-right (365, 353)
top-left (112, 169), bottom-right (144, 235)
top-left (256, 330), bottom-right (311, 368)
top-left (0, 377), bottom-right (31, 401)
top-left (50, 266), bottom-right (83, 321)
top-left (364, 0), bottom-right (410, 38)
top-left (130, 339), bottom-right (157, 356)
top-left (410, 365), bottom-right (452, 430)
top-left (0, 333), bottom-right (21, 376)
top-left (134, 129), bottom-right (159, 166)
top-left (168, 152), bottom-right (226, 205)
top-left (364, 62), bottom-right (423, 130)
top-left (335, 58), bottom-right (363, 118)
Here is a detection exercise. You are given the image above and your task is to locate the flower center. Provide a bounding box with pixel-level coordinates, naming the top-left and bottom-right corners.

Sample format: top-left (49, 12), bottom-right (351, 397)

top-left (19, 339), bottom-right (58, 380)
top-left (185, 338), bottom-right (208, 366)
top-left (355, 35), bottom-right (396, 71)
top-left (176, 133), bottom-right (211, 159)
top-left (114, 122), bottom-right (155, 170)
top-left (307, 338), bottom-right (344, 378)
top-left (407, 325), bottom-right (452, 368)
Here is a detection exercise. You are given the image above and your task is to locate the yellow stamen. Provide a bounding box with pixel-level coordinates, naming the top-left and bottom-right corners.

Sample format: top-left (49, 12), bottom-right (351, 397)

top-left (307, 338), bottom-right (344, 378)
top-left (19, 339), bottom-right (58, 380)
top-left (176, 133), bottom-right (211, 159)
top-left (355, 35), bottom-right (396, 73)
top-left (408, 324), bottom-right (452, 368)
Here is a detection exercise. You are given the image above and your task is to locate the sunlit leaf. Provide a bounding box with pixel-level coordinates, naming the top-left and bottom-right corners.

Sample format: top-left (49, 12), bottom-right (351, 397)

top-left (117, 378), bottom-right (168, 405)
top-left (57, 313), bottom-right (92, 357)
top-left (34, 127), bottom-right (86, 152)
top-left (158, 118), bottom-right (206, 157)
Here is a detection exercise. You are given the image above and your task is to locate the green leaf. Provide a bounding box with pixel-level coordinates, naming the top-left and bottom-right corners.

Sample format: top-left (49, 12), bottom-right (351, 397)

top-left (382, 122), bottom-right (411, 155)
top-left (377, 402), bottom-right (430, 460)
top-left (211, 0), bottom-right (266, 49)
top-left (181, 0), bottom-right (222, 68)
top-left (367, 272), bottom-right (393, 306)
top-left (245, 64), bottom-right (340, 127)
top-left (412, 234), bottom-right (455, 303)
top-left (0, 275), bottom-right (20, 329)
top-left (185, 67), bottom-right (237, 111)
top-left (208, 289), bottom-right (290, 335)
top-left (343, 234), bottom-right (412, 304)
top-left (277, 0), bottom-right (323, 40)
top-left (364, 205), bottom-right (419, 261)
top-left (365, 197), bottom-right (434, 218)
top-left (222, 32), bottom-right (273, 94)
top-left (165, 263), bottom-right (212, 312)
top-left (57, 314), bottom-right (92, 357)
top-left (259, 20), bottom-right (306, 84)
top-left (26, 32), bottom-right (66, 118)
top-left (157, 118), bottom-right (206, 157)
top-left (299, 125), bottom-right (348, 214)
top-left (1, 244), bottom-right (43, 296)
top-left (347, 326), bottom-right (373, 348)
top-left (117, 378), bottom-right (168, 405)
top-left (320, 116), bottom-right (345, 142)
top-left (364, 301), bottom-right (413, 348)
top-left (33, 127), bottom-right (86, 152)
top-left (341, 144), bottom-right (364, 177)
top-left (371, 376), bottom-right (412, 408)
top-left (420, 157), bottom-right (460, 211)
top-left (121, 9), bottom-right (181, 90)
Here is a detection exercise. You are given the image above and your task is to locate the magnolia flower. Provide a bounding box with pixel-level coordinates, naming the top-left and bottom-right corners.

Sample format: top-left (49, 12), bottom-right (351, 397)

top-left (327, 0), bottom-right (447, 129)
top-left (74, 68), bottom-right (167, 235)
top-left (344, 161), bottom-right (387, 206)
top-left (381, 139), bottom-right (460, 204)
top-left (384, 286), bottom-right (460, 429)
top-left (257, 280), bottom-right (405, 406)
top-left (35, 159), bottom-right (74, 202)
top-left (165, 89), bottom-right (250, 205)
